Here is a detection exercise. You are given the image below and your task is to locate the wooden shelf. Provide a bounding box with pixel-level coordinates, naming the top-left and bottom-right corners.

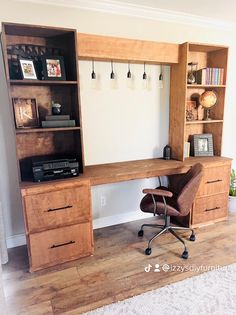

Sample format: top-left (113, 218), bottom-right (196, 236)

top-left (185, 120), bottom-right (223, 125)
top-left (187, 84), bottom-right (226, 88)
top-left (15, 126), bottom-right (81, 133)
top-left (9, 80), bottom-right (78, 86)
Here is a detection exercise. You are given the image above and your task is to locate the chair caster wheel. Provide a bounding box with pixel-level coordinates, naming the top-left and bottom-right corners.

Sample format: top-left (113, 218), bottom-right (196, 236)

top-left (145, 247), bottom-right (152, 255)
top-left (181, 250), bottom-right (188, 259)
top-left (189, 234), bottom-right (195, 241)
top-left (138, 230), bottom-right (144, 237)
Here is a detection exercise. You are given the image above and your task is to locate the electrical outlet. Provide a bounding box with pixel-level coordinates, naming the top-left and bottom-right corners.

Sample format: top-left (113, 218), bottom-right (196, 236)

top-left (101, 196), bottom-right (106, 207)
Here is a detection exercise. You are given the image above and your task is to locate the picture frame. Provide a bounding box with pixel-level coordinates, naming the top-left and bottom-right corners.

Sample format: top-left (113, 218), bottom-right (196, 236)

top-left (19, 59), bottom-right (37, 80)
top-left (191, 133), bottom-right (214, 157)
top-left (41, 56), bottom-right (66, 80)
top-left (12, 98), bottom-right (40, 128)
top-left (186, 100), bottom-right (198, 121)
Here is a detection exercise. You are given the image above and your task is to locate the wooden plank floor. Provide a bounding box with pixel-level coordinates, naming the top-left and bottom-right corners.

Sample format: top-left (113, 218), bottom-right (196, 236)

top-left (3, 213), bottom-right (236, 315)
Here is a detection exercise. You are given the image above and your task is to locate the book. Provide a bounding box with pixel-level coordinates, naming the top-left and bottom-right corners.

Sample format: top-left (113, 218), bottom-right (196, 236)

top-left (212, 68), bottom-right (216, 85)
top-left (219, 68), bottom-right (224, 85)
top-left (216, 68), bottom-right (219, 84)
top-left (184, 142), bottom-right (190, 158)
top-left (195, 68), bottom-right (206, 84)
top-left (42, 120), bottom-right (76, 128)
top-left (45, 115), bottom-right (70, 121)
top-left (206, 68), bottom-right (210, 85)
top-left (209, 68), bottom-right (212, 85)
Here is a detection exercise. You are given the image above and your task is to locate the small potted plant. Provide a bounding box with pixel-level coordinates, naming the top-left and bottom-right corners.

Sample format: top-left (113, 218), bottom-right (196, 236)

top-left (229, 169), bottom-right (236, 212)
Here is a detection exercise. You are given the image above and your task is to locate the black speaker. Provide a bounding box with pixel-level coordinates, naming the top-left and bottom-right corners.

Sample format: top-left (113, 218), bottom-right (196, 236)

top-left (163, 145), bottom-right (171, 160)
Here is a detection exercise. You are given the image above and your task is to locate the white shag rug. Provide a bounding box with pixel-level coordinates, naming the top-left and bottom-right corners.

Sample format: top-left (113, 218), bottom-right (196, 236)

top-left (84, 263), bottom-right (236, 315)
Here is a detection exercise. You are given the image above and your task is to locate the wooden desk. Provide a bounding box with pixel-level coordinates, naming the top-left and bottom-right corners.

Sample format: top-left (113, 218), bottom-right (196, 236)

top-left (82, 156), bottom-right (231, 185)
top-left (20, 156), bottom-right (231, 271)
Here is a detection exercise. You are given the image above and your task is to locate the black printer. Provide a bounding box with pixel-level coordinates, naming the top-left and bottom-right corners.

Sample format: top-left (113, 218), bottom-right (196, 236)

top-left (32, 155), bottom-right (79, 182)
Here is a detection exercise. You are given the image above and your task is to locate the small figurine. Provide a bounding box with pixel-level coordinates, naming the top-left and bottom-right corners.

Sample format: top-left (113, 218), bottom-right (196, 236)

top-left (52, 101), bottom-right (62, 115)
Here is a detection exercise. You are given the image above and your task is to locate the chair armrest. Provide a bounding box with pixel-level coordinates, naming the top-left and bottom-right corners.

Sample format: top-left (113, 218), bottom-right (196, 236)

top-left (142, 188), bottom-right (173, 198)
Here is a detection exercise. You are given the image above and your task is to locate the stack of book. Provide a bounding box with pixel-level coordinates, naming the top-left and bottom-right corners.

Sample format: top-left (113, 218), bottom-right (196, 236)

top-left (41, 115), bottom-right (76, 128)
top-left (195, 68), bottom-right (224, 85)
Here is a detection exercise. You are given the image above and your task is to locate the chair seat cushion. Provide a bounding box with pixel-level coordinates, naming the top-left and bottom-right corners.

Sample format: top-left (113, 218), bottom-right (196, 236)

top-left (140, 186), bottom-right (181, 217)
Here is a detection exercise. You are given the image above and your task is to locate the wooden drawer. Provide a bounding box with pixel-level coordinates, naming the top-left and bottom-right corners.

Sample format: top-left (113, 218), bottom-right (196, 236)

top-left (192, 193), bottom-right (228, 225)
top-left (29, 222), bottom-right (93, 271)
top-left (197, 165), bottom-right (230, 197)
top-left (24, 184), bottom-right (91, 233)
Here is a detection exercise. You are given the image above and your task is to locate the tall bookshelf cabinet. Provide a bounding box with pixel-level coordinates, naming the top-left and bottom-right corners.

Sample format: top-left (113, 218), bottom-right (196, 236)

top-left (1, 23), bottom-right (94, 271)
top-left (169, 42), bottom-right (230, 228)
top-left (169, 42), bottom-right (228, 161)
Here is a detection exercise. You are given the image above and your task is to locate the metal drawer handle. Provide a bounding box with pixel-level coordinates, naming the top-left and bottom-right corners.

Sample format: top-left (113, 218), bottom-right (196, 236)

top-left (206, 179), bottom-right (222, 184)
top-left (205, 207), bottom-right (220, 212)
top-left (47, 205), bottom-right (73, 212)
top-left (50, 240), bottom-right (75, 249)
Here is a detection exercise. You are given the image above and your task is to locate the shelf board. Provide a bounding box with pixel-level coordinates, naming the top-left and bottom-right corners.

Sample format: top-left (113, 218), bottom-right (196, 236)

top-left (9, 80), bottom-right (78, 85)
top-left (15, 126), bottom-right (81, 133)
top-left (185, 120), bottom-right (223, 125)
top-left (187, 84), bottom-right (226, 88)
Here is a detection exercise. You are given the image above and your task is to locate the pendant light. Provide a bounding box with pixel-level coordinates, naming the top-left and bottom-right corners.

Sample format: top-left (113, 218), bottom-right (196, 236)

top-left (91, 60), bottom-right (96, 79)
top-left (110, 60), bottom-right (115, 79)
top-left (143, 62), bottom-right (147, 80)
top-left (127, 62), bottom-right (132, 78)
top-left (158, 65), bottom-right (163, 88)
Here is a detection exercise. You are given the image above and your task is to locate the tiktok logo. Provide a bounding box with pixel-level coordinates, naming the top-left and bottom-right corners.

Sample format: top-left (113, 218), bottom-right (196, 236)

top-left (144, 264), bottom-right (152, 272)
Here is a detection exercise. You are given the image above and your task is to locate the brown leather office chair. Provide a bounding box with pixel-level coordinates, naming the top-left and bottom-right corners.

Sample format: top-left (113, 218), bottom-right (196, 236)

top-left (138, 163), bottom-right (204, 259)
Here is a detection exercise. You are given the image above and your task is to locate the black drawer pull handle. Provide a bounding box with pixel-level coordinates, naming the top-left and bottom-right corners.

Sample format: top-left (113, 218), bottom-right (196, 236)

top-left (205, 207), bottom-right (220, 212)
top-left (206, 179), bottom-right (222, 184)
top-left (50, 240), bottom-right (75, 249)
top-left (47, 205), bottom-right (73, 212)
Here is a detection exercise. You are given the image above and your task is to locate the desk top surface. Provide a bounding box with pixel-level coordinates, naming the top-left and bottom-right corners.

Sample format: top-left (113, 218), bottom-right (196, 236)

top-left (83, 156), bottom-right (231, 185)
top-left (20, 156), bottom-right (232, 193)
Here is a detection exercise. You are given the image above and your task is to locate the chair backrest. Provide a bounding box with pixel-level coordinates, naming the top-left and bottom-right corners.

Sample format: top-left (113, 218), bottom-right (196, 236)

top-left (170, 163), bottom-right (204, 216)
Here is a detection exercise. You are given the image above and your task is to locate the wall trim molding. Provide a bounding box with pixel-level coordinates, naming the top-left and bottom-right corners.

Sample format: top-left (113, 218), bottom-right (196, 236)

top-left (15, 0), bottom-right (236, 32)
top-left (93, 211), bottom-right (151, 230)
top-left (7, 233), bottom-right (26, 248)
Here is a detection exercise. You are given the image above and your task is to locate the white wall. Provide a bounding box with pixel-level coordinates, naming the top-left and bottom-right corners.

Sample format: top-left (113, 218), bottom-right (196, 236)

top-left (79, 61), bottom-right (170, 165)
top-left (0, 1), bottom-right (235, 247)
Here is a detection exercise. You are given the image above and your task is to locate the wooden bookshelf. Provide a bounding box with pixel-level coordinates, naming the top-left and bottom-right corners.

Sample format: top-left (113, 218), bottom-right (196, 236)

top-left (169, 42), bottom-right (228, 161)
top-left (1, 22), bottom-right (92, 272)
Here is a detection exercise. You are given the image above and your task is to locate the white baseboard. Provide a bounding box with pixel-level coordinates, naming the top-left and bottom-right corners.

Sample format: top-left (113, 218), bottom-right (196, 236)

top-left (93, 211), bottom-right (152, 229)
top-left (6, 212), bottom-right (152, 248)
top-left (6, 233), bottom-right (26, 249)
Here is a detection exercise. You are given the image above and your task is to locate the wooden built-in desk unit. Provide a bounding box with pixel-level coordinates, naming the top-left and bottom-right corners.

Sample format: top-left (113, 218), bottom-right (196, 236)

top-left (20, 156), bottom-right (231, 271)
top-left (1, 22), bottom-right (231, 271)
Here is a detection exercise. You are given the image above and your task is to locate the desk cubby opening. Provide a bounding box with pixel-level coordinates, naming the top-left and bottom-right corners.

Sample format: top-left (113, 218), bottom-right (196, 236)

top-left (17, 129), bottom-right (83, 181)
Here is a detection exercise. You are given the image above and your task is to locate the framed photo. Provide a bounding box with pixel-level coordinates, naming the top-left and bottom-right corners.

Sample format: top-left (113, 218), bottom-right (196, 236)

top-left (191, 133), bottom-right (214, 157)
top-left (12, 98), bottom-right (40, 128)
top-left (186, 101), bottom-right (198, 121)
top-left (19, 59), bottom-right (37, 80)
top-left (41, 56), bottom-right (66, 80)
